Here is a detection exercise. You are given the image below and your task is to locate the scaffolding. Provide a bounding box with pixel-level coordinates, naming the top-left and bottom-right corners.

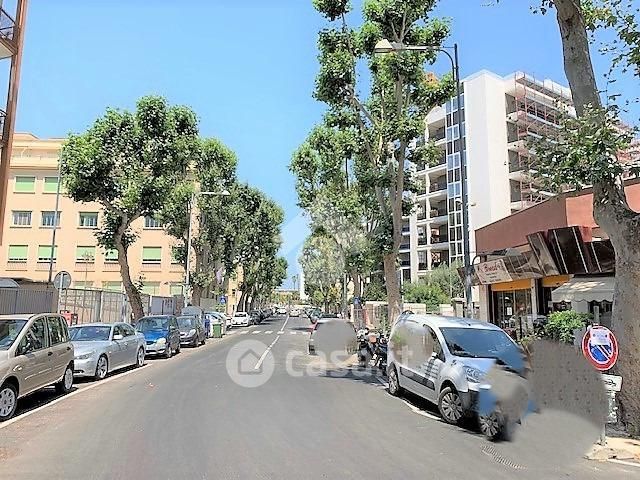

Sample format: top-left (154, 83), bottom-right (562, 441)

top-left (509, 72), bottom-right (573, 209)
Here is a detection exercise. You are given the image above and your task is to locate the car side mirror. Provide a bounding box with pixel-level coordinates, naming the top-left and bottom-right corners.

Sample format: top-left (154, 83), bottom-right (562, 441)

top-left (113, 334), bottom-right (124, 341)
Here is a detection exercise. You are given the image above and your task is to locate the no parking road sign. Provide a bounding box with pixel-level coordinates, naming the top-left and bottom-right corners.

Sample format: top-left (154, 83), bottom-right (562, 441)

top-left (582, 325), bottom-right (618, 371)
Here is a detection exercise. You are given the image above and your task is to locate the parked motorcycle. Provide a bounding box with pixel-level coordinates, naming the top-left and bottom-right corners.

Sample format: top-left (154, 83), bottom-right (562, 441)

top-left (373, 333), bottom-right (388, 373)
top-left (356, 328), bottom-right (374, 367)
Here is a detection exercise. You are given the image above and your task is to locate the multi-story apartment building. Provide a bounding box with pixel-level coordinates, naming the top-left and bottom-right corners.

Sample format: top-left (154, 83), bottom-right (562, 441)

top-left (401, 70), bottom-right (574, 285)
top-left (0, 0), bottom-right (28, 242)
top-left (0, 133), bottom-right (241, 309)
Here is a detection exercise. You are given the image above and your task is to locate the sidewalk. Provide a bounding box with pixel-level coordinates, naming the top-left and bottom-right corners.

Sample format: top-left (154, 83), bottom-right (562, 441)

top-left (586, 435), bottom-right (640, 464)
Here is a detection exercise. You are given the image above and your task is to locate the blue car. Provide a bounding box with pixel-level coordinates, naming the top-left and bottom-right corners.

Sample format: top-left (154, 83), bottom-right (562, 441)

top-left (136, 315), bottom-right (181, 359)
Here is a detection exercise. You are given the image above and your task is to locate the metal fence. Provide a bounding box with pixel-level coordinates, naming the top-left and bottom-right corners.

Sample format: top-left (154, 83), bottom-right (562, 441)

top-left (57, 288), bottom-right (133, 324)
top-left (0, 288), bottom-right (55, 315)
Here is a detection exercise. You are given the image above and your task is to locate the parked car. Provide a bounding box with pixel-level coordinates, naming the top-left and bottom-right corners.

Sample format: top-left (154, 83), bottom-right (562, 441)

top-left (69, 323), bottom-right (146, 380)
top-left (0, 313), bottom-right (75, 421)
top-left (177, 315), bottom-right (206, 347)
top-left (136, 315), bottom-right (181, 358)
top-left (232, 312), bottom-right (251, 327)
top-left (290, 308), bottom-right (300, 317)
top-left (249, 310), bottom-right (262, 325)
top-left (277, 307), bottom-right (287, 315)
top-left (387, 313), bottom-right (528, 439)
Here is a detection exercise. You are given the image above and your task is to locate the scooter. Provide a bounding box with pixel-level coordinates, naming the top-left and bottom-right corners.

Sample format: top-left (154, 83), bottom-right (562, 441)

top-left (357, 328), bottom-right (374, 367)
top-left (373, 333), bottom-right (388, 373)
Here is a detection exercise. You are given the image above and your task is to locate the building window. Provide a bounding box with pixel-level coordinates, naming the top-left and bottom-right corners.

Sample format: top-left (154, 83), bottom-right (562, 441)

top-left (76, 246), bottom-right (96, 263)
top-left (446, 125), bottom-right (459, 142)
top-left (102, 281), bottom-right (123, 292)
top-left (141, 282), bottom-right (161, 295)
top-left (43, 177), bottom-right (59, 194)
top-left (11, 211), bottom-right (32, 227)
top-left (447, 182), bottom-right (461, 197)
top-left (103, 249), bottom-right (118, 263)
top-left (7, 245), bottom-right (28, 262)
top-left (446, 153), bottom-right (460, 170)
top-left (142, 246), bottom-right (162, 264)
top-left (14, 176), bottom-right (35, 193)
top-left (79, 212), bottom-right (98, 228)
top-left (41, 211), bottom-right (61, 228)
top-left (144, 216), bottom-right (162, 229)
top-left (170, 283), bottom-right (183, 296)
top-left (37, 245), bottom-right (57, 262)
top-left (74, 281), bottom-right (93, 289)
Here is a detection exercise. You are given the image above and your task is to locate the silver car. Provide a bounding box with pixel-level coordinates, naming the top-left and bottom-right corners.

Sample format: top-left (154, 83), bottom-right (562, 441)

top-left (0, 313), bottom-right (75, 421)
top-left (69, 323), bottom-right (146, 380)
top-left (387, 314), bottom-right (528, 438)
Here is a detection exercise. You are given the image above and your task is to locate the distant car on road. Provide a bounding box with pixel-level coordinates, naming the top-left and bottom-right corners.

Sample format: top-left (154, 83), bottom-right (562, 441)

top-left (277, 307), bottom-right (287, 315)
top-left (232, 312), bottom-right (251, 327)
top-left (69, 323), bottom-right (146, 380)
top-left (136, 315), bottom-right (181, 358)
top-left (177, 315), bottom-right (206, 347)
top-left (0, 313), bottom-right (75, 421)
top-left (290, 308), bottom-right (300, 317)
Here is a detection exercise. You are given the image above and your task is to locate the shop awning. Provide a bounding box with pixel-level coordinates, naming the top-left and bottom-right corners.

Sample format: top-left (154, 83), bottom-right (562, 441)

top-left (551, 276), bottom-right (615, 303)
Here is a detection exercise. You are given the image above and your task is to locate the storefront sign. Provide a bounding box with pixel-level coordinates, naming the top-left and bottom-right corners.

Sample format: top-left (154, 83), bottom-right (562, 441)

top-left (475, 259), bottom-right (513, 284)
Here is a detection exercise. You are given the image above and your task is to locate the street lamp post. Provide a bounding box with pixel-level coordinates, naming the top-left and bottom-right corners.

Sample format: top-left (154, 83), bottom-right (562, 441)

top-left (374, 40), bottom-right (473, 316)
top-left (184, 189), bottom-right (230, 306)
top-left (47, 162), bottom-right (62, 284)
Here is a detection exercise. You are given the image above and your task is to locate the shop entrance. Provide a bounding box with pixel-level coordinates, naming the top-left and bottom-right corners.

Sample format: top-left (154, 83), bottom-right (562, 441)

top-left (492, 288), bottom-right (534, 340)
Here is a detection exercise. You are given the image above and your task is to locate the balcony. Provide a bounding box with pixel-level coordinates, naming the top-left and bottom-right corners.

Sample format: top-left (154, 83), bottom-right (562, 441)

top-left (399, 243), bottom-right (410, 252)
top-left (0, 7), bottom-right (17, 59)
top-left (400, 260), bottom-right (411, 267)
top-left (5, 260), bottom-right (27, 271)
top-left (429, 182), bottom-right (446, 193)
top-left (402, 225), bottom-right (411, 235)
top-left (430, 236), bottom-right (450, 250)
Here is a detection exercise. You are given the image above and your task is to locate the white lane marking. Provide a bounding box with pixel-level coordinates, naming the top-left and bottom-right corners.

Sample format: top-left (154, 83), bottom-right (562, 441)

top-left (264, 330), bottom-right (273, 334)
top-left (239, 330), bottom-right (249, 335)
top-left (254, 335), bottom-right (281, 370)
top-left (289, 331), bottom-right (297, 335)
top-left (607, 459), bottom-right (640, 469)
top-left (280, 315), bottom-right (291, 331)
top-left (252, 330), bottom-right (262, 334)
top-left (0, 363), bottom-right (153, 430)
top-left (401, 398), bottom-right (442, 421)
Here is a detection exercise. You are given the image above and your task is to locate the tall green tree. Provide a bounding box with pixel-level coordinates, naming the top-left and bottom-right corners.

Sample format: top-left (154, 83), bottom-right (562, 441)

top-left (60, 96), bottom-right (198, 319)
top-left (300, 233), bottom-right (345, 311)
top-left (160, 138), bottom-right (237, 305)
top-left (531, 0), bottom-right (640, 433)
top-left (310, 0), bottom-right (454, 322)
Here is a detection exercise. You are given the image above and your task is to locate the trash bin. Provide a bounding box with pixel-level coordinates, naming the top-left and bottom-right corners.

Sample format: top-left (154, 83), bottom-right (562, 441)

top-left (212, 322), bottom-right (223, 338)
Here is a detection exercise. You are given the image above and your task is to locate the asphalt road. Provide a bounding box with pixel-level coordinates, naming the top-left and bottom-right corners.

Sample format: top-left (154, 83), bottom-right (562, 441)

top-left (0, 314), bottom-right (637, 480)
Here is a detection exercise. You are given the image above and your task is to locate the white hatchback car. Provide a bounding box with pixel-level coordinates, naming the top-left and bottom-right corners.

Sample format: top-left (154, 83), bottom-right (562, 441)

top-left (387, 314), bottom-right (528, 438)
top-left (232, 312), bottom-right (250, 327)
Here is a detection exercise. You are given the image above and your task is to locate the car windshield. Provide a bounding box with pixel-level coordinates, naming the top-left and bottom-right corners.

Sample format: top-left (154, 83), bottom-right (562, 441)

top-left (440, 327), bottom-right (522, 366)
top-left (177, 316), bottom-right (196, 328)
top-left (137, 317), bottom-right (170, 332)
top-left (0, 319), bottom-right (27, 350)
top-left (69, 326), bottom-right (112, 341)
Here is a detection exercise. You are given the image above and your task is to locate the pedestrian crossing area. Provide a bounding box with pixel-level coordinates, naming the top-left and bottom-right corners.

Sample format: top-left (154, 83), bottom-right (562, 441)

top-left (227, 329), bottom-right (308, 335)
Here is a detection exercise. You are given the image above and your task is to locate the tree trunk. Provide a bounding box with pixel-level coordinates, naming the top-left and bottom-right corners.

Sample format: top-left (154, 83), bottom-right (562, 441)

top-left (115, 230), bottom-right (144, 321)
top-left (238, 289), bottom-right (247, 312)
top-left (383, 252), bottom-right (402, 327)
top-left (554, 0), bottom-right (640, 433)
top-left (191, 284), bottom-right (203, 307)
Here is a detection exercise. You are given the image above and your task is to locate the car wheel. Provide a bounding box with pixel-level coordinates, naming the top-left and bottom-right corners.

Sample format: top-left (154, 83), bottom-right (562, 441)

top-left (478, 410), bottom-right (505, 440)
top-left (438, 386), bottom-right (464, 425)
top-left (135, 347), bottom-right (145, 368)
top-left (164, 344), bottom-right (172, 359)
top-left (94, 355), bottom-right (109, 380)
top-left (388, 365), bottom-right (402, 397)
top-left (0, 382), bottom-right (18, 421)
top-left (55, 364), bottom-right (74, 394)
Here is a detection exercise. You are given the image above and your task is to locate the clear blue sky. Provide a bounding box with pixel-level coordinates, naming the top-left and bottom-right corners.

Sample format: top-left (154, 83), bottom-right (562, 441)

top-left (15, 1), bottom-right (637, 285)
